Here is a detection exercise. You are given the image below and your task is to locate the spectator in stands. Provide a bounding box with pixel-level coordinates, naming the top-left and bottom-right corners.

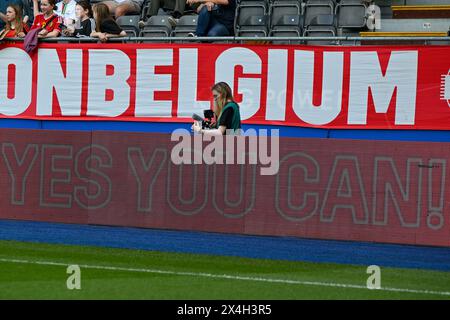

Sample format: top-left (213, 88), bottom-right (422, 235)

top-left (31, 0), bottom-right (62, 38)
top-left (0, 4), bottom-right (29, 39)
top-left (187, 0), bottom-right (236, 37)
top-left (0, 1), bottom-right (31, 29)
top-left (62, 0), bottom-right (96, 37)
top-left (0, 0), bottom-right (22, 29)
top-left (147, 0), bottom-right (188, 22)
top-left (55, 0), bottom-right (77, 27)
top-left (101, 0), bottom-right (144, 18)
top-left (91, 2), bottom-right (126, 42)
top-left (192, 82), bottom-right (241, 135)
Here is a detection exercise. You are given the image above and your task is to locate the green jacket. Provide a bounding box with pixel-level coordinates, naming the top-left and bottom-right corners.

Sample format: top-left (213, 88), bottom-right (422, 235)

top-left (217, 102), bottom-right (241, 133)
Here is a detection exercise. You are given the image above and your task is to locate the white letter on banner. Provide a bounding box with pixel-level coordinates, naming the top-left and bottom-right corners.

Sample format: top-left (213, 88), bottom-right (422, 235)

top-left (0, 48), bottom-right (32, 116)
top-left (292, 50), bottom-right (344, 125)
top-left (87, 49), bottom-right (130, 117)
top-left (215, 48), bottom-right (262, 120)
top-left (348, 51), bottom-right (418, 125)
top-left (177, 48), bottom-right (210, 117)
top-left (266, 50), bottom-right (288, 121)
top-left (37, 49), bottom-right (83, 116)
top-left (135, 49), bottom-right (173, 117)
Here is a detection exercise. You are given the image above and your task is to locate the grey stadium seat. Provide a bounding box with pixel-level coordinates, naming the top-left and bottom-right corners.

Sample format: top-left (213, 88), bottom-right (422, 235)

top-left (303, 14), bottom-right (336, 45)
top-left (237, 15), bottom-right (268, 37)
top-left (269, 0), bottom-right (302, 30)
top-left (139, 15), bottom-right (173, 39)
top-left (269, 14), bottom-right (303, 44)
top-left (309, 13), bottom-right (334, 27)
top-left (235, 0), bottom-right (268, 35)
top-left (171, 15), bottom-right (198, 37)
top-left (303, 0), bottom-right (335, 27)
top-left (116, 15), bottom-right (141, 37)
top-left (336, 0), bottom-right (367, 29)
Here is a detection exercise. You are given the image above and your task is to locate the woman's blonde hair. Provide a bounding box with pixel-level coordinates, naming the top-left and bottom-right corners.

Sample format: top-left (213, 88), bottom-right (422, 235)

top-left (211, 82), bottom-right (235, 117)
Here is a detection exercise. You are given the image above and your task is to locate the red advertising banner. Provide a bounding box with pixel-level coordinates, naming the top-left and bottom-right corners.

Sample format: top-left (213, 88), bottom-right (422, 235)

top-left (0, 43), bottom-right (450, 129)
top-left (0, 128), bottom-right (449, 247)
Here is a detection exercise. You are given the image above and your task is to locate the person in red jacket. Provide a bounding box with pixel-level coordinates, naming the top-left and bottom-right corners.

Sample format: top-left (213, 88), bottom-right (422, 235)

top-left (31, 0), bottom-right (62, 38)
top-left (0, 4), bottom-right (29, 39)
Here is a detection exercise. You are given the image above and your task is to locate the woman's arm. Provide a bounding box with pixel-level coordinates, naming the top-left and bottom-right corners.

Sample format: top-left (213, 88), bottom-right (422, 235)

top-left (105, 30), bottom-right (126, 38)
top-left (91, 31), bottom-right (126, 43)
top-left (47, 30), bottom-right (60, 37)
top-left (203, 126), bottom-right (226, 135)
top-left (0, 13), bottom-right (6, 23)
top-left (192, 122), bottom-right (226, 135)
top-left (33, 0), bottom-right (40, 18)
top-left (62, 27), bottom-right (74, 36)
top-left (90, 31), bottom-right (107, 42)
top-left (195, 4), bottom-right (205, 13)
top-left (39, 29), bottom-right (60, 38)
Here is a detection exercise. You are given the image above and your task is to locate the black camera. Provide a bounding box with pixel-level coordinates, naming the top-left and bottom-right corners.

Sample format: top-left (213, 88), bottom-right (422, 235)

top-left (192, 109), bottom-right (216, 129)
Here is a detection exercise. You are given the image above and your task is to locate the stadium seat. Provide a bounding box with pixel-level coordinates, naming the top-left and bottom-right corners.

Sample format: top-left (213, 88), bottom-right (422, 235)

top-left (269, 14), bottom-right (303, 44)
top-left (237, 15), bottom-right (268, 37)
top-left (338, 28), bottom-right (362, 45)
top-left (335, 0), bottom-right (367, 29)
top-left (303, 0), bottom-right (335, 27)
top-left (139, 15), bottom-right (173, 39)
top-left (269, 0), bottom-right (302, 30)
top-left (309, 13), bottom-right (334, 26)
top-left (304, 26), bottom-right (336, 45)
top-left (116, 15), bottom-right (141, 37)
top-left (235, 0), bottom-right (268, 35)
top-left (303, 13), bottom-right (336, 45)
top-left (171, 15), bottom-right (198, 37)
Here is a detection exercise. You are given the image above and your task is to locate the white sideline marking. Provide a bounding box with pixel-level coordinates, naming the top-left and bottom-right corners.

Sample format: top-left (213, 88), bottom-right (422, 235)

top-left (1, 257), bottom-right (450, 297)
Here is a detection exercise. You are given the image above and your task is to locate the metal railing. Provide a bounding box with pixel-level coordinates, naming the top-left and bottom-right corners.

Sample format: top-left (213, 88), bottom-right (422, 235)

top-left (2, 36), bottom-right (450, 44)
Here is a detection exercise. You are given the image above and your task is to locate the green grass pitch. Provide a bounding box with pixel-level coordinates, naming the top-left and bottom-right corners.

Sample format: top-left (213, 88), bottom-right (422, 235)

top-left (0, 240), bottom-right (449, 299)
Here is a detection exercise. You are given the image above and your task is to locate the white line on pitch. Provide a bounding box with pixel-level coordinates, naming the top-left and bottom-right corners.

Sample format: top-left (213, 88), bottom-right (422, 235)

top-left (1, 257), bottom-right (450, 297)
